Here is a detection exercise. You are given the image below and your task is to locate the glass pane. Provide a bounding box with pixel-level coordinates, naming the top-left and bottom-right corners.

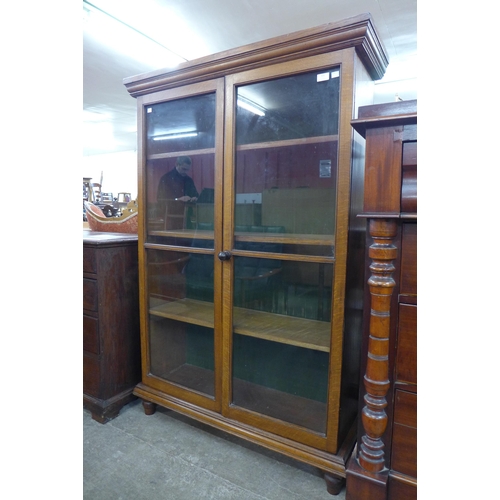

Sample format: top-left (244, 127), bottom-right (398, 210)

top-left (146, 93), bottom-right (216, 153)
top-left (232, 257), bottom-right (333, 433)
top-left (234, 67), bottom-right (339, 256)
top-left (148, 248), bottom-right (215, 397)
top-left (230, 68), bottom-right (339, 432)
top-left (145, 93), bottom-right (216, 248)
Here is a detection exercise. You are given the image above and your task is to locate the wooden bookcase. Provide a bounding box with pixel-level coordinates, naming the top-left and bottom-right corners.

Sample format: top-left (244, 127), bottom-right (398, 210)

top-left (124, 14), bottom-right (388, 494)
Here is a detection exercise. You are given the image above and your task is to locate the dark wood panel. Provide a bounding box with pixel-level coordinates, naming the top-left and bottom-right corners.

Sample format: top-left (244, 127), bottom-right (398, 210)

top-left (83, 354), bottom-right (100, 397)
top-left (83, 246), bottom-right (97, 274)
top-left (391, 390), bottom-right (417, 478)
top-left (388, 475), bottom-right (417, 500)
top-left (83, 315), bottom-right (100, 355)
top-left (395, 304), bottom-right (417, 385)
top-left (358, 100), bottom-right (417, 120)
top-left (363, 127), bottom-right (403, 214)
top-left (83, 232), bottom-right (140, 423)
top-left (83, 278), bottom-right (98, 312)
top-left (393, 390), bottom-right (416, 428)
top-left (391, 423), bottom-right (417, 478)
top-left (400, 223), bottom-right (417, 295)
top-left (346, 99), bottom-right (417, 499)
top-left (401, 164), bottom-right (416, 213)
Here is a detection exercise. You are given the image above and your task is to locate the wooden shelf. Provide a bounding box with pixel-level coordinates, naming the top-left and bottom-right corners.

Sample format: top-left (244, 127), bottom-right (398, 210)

top-left (148, 229), bottom-right (334, 247)
top-left (154, 363), bottom-right (326, 432)
top-left (147, 147), bottom-right (216, 161)
top-left (150, 298), bottom-right (331, 352)
top-left (233, 307), bottom-right (330, 352)
top-left (236, 134), bottom-right (338, 151)
top-left (150, 298), bottom-right (214, 329)
top-left (232, 377), bottom-right (327, 433)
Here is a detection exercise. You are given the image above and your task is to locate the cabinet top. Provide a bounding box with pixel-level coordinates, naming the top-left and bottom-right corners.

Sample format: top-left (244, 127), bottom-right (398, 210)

top-left (351, 99), bottom-right (417, 137)
top-left (83, 230), bottom-right (138, 245)
top-left (123, 13), bottom-right (388, 98)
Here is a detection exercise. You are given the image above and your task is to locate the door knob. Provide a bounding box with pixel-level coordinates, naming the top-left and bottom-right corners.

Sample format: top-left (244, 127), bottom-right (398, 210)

top-left (218, 251), bottom-right (232, 261)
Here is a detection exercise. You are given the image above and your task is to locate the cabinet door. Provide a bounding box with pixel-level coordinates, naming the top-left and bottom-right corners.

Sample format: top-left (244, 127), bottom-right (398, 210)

top-left (222, 58), bottom-right (343, 447)
top-left (140, 79), bottom-right (225, 411)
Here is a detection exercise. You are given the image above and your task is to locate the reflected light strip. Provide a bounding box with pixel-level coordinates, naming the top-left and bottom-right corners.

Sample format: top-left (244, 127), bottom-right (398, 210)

top-left (237, 98), bottom-right (265, 116)
top-left (153, 132), bottom-right (198, 141)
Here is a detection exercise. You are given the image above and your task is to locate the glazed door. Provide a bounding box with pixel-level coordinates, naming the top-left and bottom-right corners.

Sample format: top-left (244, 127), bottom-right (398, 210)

top-left (139, 79), bottom-right (225, 411)
top-left (222, 56), bottom-right (343, 449)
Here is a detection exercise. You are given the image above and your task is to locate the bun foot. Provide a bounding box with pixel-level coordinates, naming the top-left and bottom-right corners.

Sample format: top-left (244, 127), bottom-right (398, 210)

top-left (324, 472), bottom-right (345, 495)
top-left (142, 400), bottom-right (157, 415)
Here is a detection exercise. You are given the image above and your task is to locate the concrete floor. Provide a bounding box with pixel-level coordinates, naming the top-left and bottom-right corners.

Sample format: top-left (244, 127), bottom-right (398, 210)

top-left (83, 399), bottom-right (346, 500)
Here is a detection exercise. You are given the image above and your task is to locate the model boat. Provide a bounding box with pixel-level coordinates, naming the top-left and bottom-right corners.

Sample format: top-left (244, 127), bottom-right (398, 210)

top-left (84, 200), bottom-right (138, 233)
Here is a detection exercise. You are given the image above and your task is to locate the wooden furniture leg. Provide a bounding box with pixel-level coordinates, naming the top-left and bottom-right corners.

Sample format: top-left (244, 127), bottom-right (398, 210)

top-left (142, 400), bottom-right (157, 415)
top-left (324, 473), bottom-right (345, 495)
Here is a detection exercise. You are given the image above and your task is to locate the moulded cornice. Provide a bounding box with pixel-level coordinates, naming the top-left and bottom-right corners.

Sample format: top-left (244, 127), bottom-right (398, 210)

top-left (123, 13), bottom-right (389, 98)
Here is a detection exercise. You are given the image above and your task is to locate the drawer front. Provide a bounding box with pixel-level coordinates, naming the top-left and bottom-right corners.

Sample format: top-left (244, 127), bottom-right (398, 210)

top-left (388, 475), bottom-right (417, 500)
top-left (400, 223), bottom-right (417, 296)
top-left (83, 354), bottom-right (100, 397)
top-left (392, 390), bottom-right (417, 478)
top-left (396, 303), bottom-right (417, 385)
top-left (83, 246), bottom-right (97, 274)
top-left (83, 278), bottom-right (98, 312)
top-left (83, 315), bottom-right (99, 355)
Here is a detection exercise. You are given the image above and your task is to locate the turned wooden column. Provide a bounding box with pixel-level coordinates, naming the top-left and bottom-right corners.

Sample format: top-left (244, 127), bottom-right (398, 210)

top-left (358, 218), bottom-right (397, 472)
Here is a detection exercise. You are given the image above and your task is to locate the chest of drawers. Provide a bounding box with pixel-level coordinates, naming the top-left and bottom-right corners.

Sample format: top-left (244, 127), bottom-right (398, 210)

top-left (346, 100), bottom-right (417, 499)
top-left (83, 230), bottom-right (141, 423)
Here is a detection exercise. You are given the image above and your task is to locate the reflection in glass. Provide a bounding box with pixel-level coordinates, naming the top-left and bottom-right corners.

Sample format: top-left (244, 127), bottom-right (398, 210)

top-left (234, 67), bottom-right (340, 251)
top-left (232, 336), bottom-right (329, 433)
top-left (232, 258), bottom-right (333, 321)
top-left (146, 93), bottom-right (216, 154)
top-left (230, 67), bottom-right (340, 432)
top-left (236, 69), bottom-right (340, 144)
top-left (145, 92), bottom-right (217, 248)
top-left (147, 248), bottom-right (215, 397)
top-left (231, 257), bottom-right (333, 432)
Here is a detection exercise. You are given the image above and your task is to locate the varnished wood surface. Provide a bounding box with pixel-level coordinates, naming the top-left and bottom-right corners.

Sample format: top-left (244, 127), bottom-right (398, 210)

top-left (388, 475), bottom-right (417, 500)
top-left (148, 229), bottom-right (335, 247)
top-left (128, 16), bottom-right (388, 492)
top-left (124, 14), bottom-right (388, 97)
top-left (346, 100), bottom-right (417, 499)
top-left (395, 304), bottom-right (417, 386)
top-left (133, 382), bottom-right (357, 476)
top-left (400, 223), bottom-right (417, 296)
top-left (83, 230), bottom-right (138, 244)
top-left (159, 361), bottom-right (328, 433)
top-left (149, 298), bottom-right (331, 352)
top-left (351, 100), bottom-right (417, 138)
top-left (83, 232), bottom-right (141, 423)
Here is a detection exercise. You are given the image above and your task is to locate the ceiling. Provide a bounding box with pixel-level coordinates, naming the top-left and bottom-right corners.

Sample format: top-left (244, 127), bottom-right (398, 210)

top-left (83, 0), bottom-right (417, 157)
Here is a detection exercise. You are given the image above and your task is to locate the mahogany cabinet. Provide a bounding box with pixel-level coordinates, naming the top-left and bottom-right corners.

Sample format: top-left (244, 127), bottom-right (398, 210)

top-left (83, 231), bottom-right (141, 423)
top-left (346, 99), bottom-right (417, 499)
top-left (124, 14), bottom-right (388, 494)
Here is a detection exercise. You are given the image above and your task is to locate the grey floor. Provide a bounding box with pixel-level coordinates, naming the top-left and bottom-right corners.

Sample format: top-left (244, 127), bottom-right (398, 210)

top-left (83, 399), bottom-right (346, 500)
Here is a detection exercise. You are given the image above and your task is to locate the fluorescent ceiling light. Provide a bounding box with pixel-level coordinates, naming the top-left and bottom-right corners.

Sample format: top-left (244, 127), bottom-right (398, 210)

top-left (85, 0), bottom-right (209, 61)
top-left (83, 1), bottom-right (186, 69)
top-left (237, 97), bottom-right (265, 116)
top-left (153, 132), bottom-right (198, 141)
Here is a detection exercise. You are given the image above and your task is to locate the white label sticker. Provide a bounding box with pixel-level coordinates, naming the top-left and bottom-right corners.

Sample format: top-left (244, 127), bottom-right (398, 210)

top-left (316, 72), bottom-right (330, 82)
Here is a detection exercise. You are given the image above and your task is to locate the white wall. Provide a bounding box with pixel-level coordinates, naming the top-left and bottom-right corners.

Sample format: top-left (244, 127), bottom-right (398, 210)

top-left (83, 150), bottom-right (138, 201)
